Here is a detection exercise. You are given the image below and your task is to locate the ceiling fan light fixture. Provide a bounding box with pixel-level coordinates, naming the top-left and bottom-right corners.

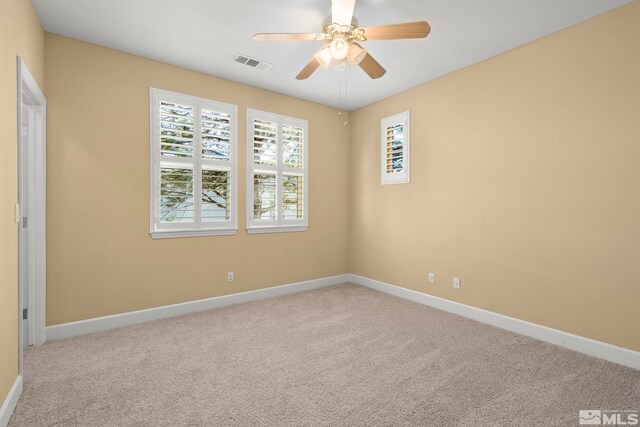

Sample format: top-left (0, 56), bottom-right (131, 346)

top-left (329, 34), bottom-right (349, 60)
top-left (253, 1), bottom-right (431, 80)
top-left (347, 43), bottom-right (366, 66)
top-left (314, 45), bottom-right (333, 68)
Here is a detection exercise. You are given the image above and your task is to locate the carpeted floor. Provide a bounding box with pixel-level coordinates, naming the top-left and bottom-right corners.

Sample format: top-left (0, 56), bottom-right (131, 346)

top-left (10, 283), bottom-right (640, 426)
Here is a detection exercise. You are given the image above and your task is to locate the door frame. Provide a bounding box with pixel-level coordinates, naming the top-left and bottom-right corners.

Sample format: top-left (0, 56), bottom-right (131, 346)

top-left (17, 57), bottom-right (47, 373)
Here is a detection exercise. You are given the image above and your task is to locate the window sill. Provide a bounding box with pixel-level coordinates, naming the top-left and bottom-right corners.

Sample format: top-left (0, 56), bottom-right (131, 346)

top-left (246, 226), bottom-right (308, 235)
top-left (150, 229), bottom-right (237, 239)
top-left (381, 175), bottom-right (410, 185)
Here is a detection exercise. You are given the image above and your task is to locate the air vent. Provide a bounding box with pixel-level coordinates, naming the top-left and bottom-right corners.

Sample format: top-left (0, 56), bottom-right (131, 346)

top-left (232, 53), bottom-right (272, 70)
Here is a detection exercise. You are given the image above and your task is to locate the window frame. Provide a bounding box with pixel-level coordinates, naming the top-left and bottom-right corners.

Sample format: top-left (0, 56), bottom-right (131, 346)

top-left (150, 88), bottom-right (238, 239)
top-left (381, 111), bottom-right (411, 185)
top-left (246, 108), bottom-right (309, 234)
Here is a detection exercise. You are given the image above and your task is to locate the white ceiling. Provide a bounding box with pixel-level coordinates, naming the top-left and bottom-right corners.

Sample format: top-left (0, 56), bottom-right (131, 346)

top-left (33, 0), bottom-right (632, 110)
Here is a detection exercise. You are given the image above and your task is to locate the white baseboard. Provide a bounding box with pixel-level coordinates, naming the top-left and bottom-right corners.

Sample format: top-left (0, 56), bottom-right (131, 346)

top-left (47, 274), bottom-right (349, 341)
top-left (0, 375), bottom-right (22, 427)
top-left (350, 274), bottom-right (640, 371)
top-left (44, 273), bottom-right (640, 371)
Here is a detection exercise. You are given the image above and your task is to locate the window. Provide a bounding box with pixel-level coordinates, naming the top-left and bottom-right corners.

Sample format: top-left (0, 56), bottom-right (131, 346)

top-left (381, 111), bottom-right (410, 185)
top-left (150, 88), bottom-right (237, 238)
top-left (247, 109), bottom-right (308, 233)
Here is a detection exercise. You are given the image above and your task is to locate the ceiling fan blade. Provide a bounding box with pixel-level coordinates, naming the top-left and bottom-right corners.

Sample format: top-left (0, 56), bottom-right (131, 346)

top-left (296, 57), bottom-right (321, 80)
top-left (358, 51), bottom-right (386, 79)
top-left (253, 33), bottom-right (320, 41)
top-left (332, 0), bottom-right (356, 25)
top-left (361, 21), bottom-right (431, 40)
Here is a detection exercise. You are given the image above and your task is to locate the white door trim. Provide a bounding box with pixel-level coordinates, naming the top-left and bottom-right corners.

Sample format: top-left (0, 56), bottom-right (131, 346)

top-left (17, 57), bottom-right (47, 372)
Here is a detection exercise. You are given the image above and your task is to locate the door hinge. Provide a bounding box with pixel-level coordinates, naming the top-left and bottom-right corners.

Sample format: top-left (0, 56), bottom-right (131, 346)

top-left (22, 217), bottom-right (28, 228)
top-left (23, 308), bottom-right (27, 320)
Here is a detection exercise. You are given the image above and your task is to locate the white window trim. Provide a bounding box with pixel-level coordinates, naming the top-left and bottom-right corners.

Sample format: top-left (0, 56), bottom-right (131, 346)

top-left (246, 108), bottom-right (309, 234)
top-left (150, 88), bottom-right (238, 239)
top-left (381, 111), bottom-right (410, 185)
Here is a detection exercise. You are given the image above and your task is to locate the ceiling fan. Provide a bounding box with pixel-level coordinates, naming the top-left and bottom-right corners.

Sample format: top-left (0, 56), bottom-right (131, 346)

top-left (252, 0), bottom-right (431, 80)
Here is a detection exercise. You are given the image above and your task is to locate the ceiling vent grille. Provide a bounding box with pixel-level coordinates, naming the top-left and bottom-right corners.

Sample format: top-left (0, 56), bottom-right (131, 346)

top-left (233, 53), bottom-right (272, 70)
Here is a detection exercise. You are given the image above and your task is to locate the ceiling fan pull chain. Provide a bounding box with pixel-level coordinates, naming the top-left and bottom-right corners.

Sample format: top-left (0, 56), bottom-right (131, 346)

top-left (343, 69), bottom-right (349, 125)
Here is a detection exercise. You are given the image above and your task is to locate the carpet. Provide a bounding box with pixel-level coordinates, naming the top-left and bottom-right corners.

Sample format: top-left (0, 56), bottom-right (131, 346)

top-left (10, 283), bottom-right (640, 426)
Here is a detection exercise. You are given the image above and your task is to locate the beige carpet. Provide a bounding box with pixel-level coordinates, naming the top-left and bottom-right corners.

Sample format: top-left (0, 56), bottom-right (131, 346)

top-left (10, 284), bottom-right (640, 426)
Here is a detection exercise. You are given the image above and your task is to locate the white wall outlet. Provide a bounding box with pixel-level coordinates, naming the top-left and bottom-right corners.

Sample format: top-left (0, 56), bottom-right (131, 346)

top-left (227, 272), bottom-right (234, 283)
top-left (428, 272), bottom-right (435, 284)
top-left (453, 277), bottom-right (461, 289)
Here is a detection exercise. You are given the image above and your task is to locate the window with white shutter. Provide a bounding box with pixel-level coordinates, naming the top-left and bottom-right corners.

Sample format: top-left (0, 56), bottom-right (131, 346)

top-left (150, 88), bottom-right (237, 238)
top-left (381, 111), bottom-right (410, 185)
top-left (247, 109), bottom-right (308, 233)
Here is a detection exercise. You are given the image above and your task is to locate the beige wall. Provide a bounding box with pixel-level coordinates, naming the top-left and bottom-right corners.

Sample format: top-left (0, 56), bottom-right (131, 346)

top-left (350, 1), bottom-right (640, 352)
top-left (0, 0), bottom-right (44, 406)
top-left (44, 34), bottom-right (350, 326)
top-left (40, 1), bottom-right (640, 356)
top-left (0, 0), bottom-right (634, 415)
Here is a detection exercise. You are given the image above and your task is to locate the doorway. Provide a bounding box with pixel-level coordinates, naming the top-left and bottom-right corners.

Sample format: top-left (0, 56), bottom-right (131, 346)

top-left (19, 103), bottom-right (35, 347)
top-left (17, 57), bottom-right (47, 368)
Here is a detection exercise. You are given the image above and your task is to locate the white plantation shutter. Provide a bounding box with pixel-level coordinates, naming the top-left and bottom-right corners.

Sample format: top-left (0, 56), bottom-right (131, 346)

top-left (247, 109), bottom-right (308, 233)
top-left (282, 124), bottom-right (304, 220)
top-left (150, 88), bottom-right (238, 238)
top-left (201, 169), bottom-right (230, 221)
top-left (201, 108), bottom-right (232, 161)
top-left (253, 173), bottom-right (278, 220)
top-left (282, 174), bottom-right (303, 220)
top-left (159, 167), bottom-right (194, 222)
top-left (381, 111), bottom-right (410, 185)
top-left (159, 101), bottom-right (195, 158)
top-left (158, 100), bottom-right (196, 224)
top-left (385, 124), bottom-right (404, 174)
top-left (282, 124), bottom-right (304, 169)
top-left (253, 119), bottom-right (278, 166)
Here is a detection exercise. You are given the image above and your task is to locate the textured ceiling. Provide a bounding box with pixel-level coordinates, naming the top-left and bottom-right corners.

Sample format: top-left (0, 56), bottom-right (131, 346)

top-left (33, 0), bottom-right (633, 110)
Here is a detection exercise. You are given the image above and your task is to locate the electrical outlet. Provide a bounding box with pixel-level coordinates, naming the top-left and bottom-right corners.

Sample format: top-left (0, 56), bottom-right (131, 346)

top-left (227, 272), bottom-right (234, 283)
top-left (453, 277), bottom-right (461, 289)
top-left (428, 272), bottom-right (435, 284)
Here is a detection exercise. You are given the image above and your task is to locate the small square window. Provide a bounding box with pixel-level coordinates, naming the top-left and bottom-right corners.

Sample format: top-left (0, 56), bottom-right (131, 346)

top-left (381, 111), bottom-right (410, 185)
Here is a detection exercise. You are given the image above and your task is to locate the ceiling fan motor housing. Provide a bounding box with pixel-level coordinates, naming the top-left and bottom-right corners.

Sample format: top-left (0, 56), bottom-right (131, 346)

top-left (319, 22), bottom-right (367, 43)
